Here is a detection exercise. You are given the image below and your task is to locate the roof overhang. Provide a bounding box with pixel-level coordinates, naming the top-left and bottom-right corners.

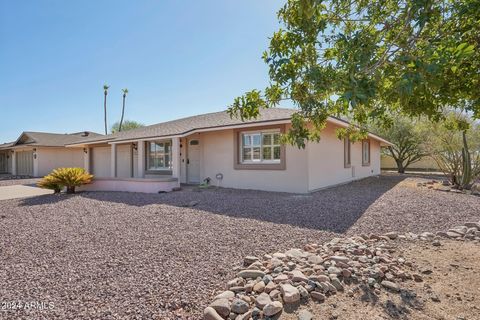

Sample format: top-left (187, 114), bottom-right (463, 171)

top-left (66, 138), bottom-right (116, 148)
top-left (66, 116), bottom-right (393, 147)
top-left (326, 117), bottom-right (393, 146)
top-left (107, 119), bottom-right (293, 145)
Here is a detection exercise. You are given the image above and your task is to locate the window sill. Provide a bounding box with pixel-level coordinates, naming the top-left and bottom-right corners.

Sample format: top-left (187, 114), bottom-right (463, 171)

top-left (241, 161), bottom-right (281, 165)
top-left (145, 170), bottom-right (173, 175)
top-left (234, 162), bottom-right (285, 170)
top-left (362, 163), bottom-right (370, 167)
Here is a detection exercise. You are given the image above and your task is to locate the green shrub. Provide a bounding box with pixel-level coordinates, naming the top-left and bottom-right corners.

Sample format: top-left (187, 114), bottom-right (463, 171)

top-left (38, 168), bottom-right (94, 194)
top-left (37, 175), bottom-right (62, 194)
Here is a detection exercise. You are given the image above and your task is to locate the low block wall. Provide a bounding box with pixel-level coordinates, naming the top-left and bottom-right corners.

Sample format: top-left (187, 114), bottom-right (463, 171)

top-left (79, 177), bottom-right (179, 193)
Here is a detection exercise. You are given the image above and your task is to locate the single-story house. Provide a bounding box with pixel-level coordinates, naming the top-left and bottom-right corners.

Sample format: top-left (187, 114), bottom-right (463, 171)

top-left (67, 108), bottom-right (392, 194)
top-left (0, 131), bottom-right (102, 177)
top-left (0, 142), bottom-right (14, 174)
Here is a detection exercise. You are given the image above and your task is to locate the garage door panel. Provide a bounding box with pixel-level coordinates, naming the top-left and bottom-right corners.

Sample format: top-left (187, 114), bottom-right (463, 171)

top-left (91, 147), bottom-right (111, 178)
top-left (0, 153), bottom-right (8, 173)
top-left (16, 151), bottom-right (34, 176)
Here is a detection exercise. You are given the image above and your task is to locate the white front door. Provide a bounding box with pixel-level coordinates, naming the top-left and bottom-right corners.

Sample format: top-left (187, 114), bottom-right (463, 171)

top-left (187, 139), bottom-right (201, 184)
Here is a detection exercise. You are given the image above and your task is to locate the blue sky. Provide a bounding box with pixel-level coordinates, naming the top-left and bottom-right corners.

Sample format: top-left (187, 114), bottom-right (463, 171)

top-left (0, 1), bottom-right (285, 143)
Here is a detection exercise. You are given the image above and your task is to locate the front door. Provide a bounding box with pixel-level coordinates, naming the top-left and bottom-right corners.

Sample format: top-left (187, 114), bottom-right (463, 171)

top-left (187, 139), bottom-right (200, 184)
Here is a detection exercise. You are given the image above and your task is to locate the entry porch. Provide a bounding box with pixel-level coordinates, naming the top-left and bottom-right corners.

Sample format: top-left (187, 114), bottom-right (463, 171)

top-left (78, 135), bottom-right (202, 193)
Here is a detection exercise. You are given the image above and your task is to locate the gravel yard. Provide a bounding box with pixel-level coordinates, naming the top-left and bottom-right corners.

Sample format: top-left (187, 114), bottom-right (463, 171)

top-left (0, 174), bottom-right (479, 319)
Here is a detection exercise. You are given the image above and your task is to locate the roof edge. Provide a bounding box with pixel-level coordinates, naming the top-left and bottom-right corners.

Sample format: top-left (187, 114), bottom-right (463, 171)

top-left (66, 115), bottom-right (393, 147)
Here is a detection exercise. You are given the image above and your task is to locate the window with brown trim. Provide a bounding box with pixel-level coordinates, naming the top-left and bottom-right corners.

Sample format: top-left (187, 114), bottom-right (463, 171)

top-left (344, 138), bottom-right (351, 168)
top-left (241, 131), bottom-right (281, 163)
top-left (362, 139), bottom-right (370, 166)
top-left (233, 125), bottom-right (286, 170)
top-left (146, 140), bottom-right (171, 170)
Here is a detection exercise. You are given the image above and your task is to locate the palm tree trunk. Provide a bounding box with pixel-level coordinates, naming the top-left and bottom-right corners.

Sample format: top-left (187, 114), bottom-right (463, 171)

top-left (104, 92), bottom-right (108, 135)
top-left (119, 94), bottom-right (126, 132)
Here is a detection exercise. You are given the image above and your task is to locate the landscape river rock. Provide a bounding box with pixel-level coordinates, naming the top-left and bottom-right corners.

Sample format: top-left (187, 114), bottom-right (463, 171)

top-left (204, 221), bottom-right (480, 320)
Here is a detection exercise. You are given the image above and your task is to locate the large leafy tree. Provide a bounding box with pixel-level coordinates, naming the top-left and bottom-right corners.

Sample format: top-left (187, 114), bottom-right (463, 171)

top-left (228, 0), bottom-right (479, 148)
top-left (111, 120), bottom-right (144, 133)
top-left (372, 115), bottom-right (428, 173)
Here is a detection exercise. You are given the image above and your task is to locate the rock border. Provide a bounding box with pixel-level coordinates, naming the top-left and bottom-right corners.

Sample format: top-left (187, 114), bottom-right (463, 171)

top-left (204, 221), bottom-right (480, 320)
top-left (417, 180), bottom-right (480, 196)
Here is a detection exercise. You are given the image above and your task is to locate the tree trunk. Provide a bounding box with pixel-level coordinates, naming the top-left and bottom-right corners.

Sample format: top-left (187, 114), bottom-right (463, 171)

top-left (66, 186), bottom-right (76, 194)
top-left (396, 159), bottom-right (405, 173)
top-left (119, 94), bottom-right (126, 132)
top-left (104, 92), bottom-right (108, 135)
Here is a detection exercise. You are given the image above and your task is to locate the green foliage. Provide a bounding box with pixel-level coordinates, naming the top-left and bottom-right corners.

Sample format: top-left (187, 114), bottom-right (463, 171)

top-left (228, 0), bottom-right (480, 147)
top-left (38, 168), bottom-right (94, 194)
top-left (111, 120), bottom-right (144, 133)
top-left (37, 175), bottom-right (62, 194)
top-left (461, 131), bottom-right (472, 188)
top-left (371, 114), bottom-right (428, 173)
top-left (424, 112), bottom-right (480, 188)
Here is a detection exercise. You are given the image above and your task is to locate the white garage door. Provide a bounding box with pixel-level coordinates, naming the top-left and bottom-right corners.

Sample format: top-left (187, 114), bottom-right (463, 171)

top-left (16, 151), bottom-right (34, 176)
top-left (0, 152), bottom-right (8, 173)
top-left (91, 147), bottom-right (111, 178)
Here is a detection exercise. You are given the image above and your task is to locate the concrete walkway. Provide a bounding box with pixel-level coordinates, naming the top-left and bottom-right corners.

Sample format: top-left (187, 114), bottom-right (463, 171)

top-left (0, 185), bottom-right (53, 201)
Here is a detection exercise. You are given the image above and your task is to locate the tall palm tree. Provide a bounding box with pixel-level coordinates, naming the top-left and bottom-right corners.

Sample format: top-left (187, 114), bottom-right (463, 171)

top-left (119, 88), bottom-right (128, 132)
top-left (103, 84), bottom-right (110, 135)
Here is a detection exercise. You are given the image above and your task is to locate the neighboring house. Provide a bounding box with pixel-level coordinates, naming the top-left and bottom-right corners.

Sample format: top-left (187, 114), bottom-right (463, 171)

top-left (0, 142), bottom-right (14, 174)
top-left (381, 154), bottom-right (440, 172)
top-left (0, 131), bottom-right (102, 177)
top-left (67, 108), bottom-right (392, 193)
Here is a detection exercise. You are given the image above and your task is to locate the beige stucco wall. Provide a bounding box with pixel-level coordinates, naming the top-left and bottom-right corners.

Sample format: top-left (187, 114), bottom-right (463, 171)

top-left (84, 122), bottom-right (384, 193)
top-left (194, 128), bottom-right (310, 193)
top-left (91, 146), bottom-right (111, 178)
top-left (381, 154), bottom-right (440, 171)
top-left (37, 147), bottom-right (84, 177)
top-left (307, 123), bottom-right (381, 191)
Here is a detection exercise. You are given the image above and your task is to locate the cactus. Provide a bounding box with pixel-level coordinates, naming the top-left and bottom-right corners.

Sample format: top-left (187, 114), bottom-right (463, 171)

top-left (460, 130), bottom-right (472, 189)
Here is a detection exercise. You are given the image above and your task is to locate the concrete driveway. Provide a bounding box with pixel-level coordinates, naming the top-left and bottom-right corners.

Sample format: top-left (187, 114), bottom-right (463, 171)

top-left (0, 185), bottom-right (53, 201)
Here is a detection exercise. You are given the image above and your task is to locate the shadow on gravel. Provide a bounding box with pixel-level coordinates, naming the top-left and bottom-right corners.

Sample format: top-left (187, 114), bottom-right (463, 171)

top-left (43, 175), bottom-right (406, 234)
top-left (382, 289), bottom-right (424, 319)
top-left (18, 193), bottom-right (75, 206)
top-left (358, 284), bottom-right (424, 319)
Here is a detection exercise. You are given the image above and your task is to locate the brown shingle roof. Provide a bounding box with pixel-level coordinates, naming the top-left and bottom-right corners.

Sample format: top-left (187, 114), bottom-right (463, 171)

top-left (71, 108), bottom-right (296, 145)
top-left (0, 142), bottom-right (14, 150)
top-left (66, 108), bottom-right (392, 146)
top-left (11, 131), bottom-right (103, 148)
